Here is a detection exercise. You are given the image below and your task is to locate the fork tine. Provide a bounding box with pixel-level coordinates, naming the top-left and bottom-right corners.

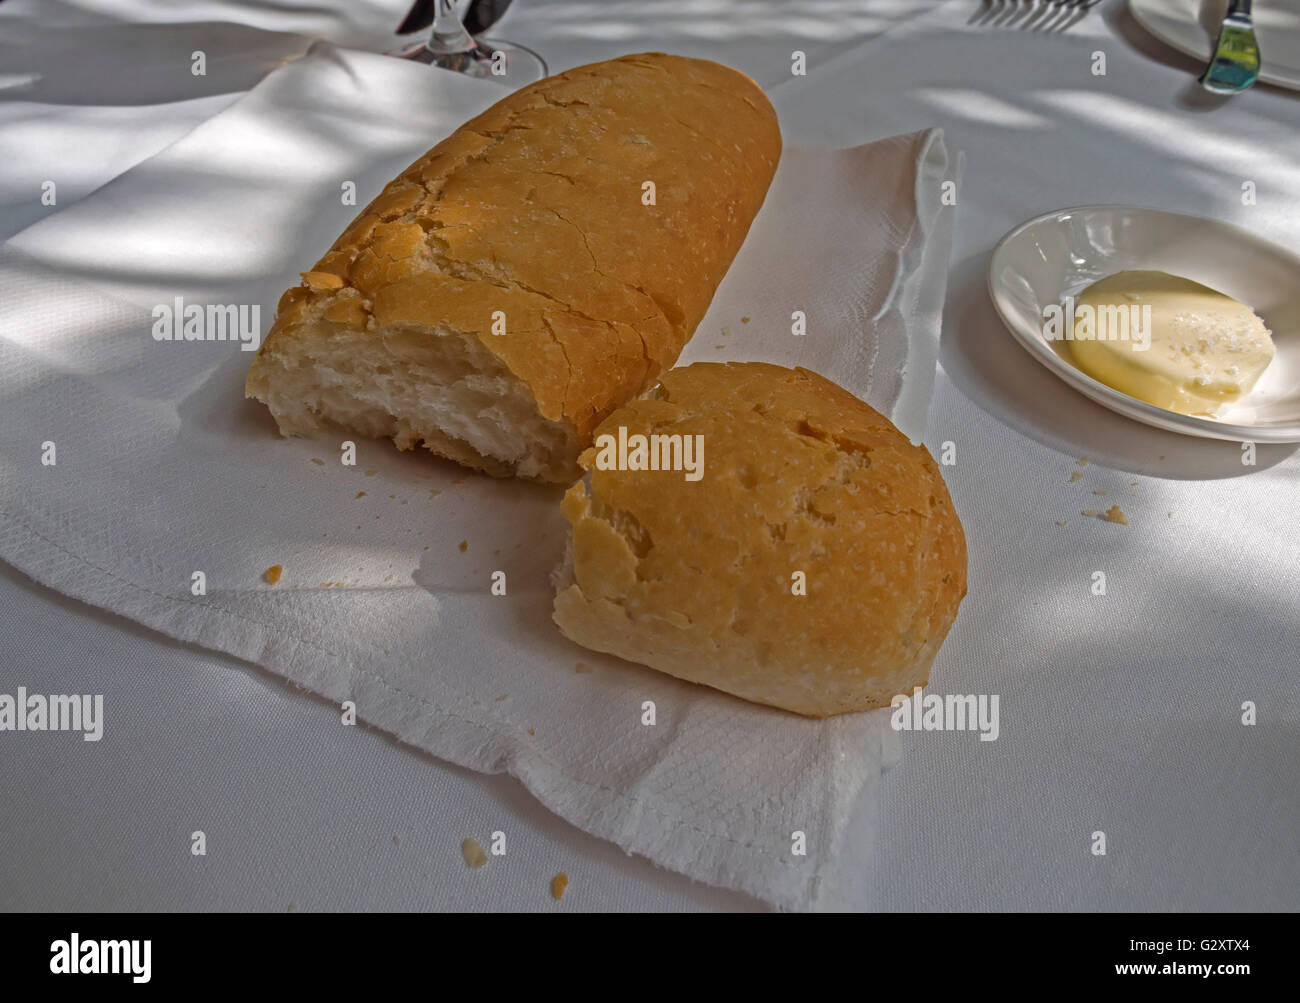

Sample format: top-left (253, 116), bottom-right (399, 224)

top-left (973, 0), bottom-right (1098, 32)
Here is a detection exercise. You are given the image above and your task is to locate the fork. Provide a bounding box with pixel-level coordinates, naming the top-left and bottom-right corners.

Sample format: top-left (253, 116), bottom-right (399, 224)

top-left (970, 1), bottom-right (1101, 33)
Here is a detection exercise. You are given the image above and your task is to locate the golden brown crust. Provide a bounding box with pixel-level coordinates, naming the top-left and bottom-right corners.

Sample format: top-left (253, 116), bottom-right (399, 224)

top-left (247, 53), bottom-right (781, 460)
top-left (553, 362), bottom-right (968, 717)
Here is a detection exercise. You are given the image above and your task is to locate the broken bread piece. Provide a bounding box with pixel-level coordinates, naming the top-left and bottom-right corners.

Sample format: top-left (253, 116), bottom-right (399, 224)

top-left (245, 53), bottom-right (781, 482)
top-left (552, 362), bottom-right (968, 717)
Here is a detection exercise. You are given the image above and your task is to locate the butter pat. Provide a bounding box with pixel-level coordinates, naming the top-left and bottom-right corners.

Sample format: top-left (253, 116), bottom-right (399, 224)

top-left (1067, 271), bottom-right (1274, 416)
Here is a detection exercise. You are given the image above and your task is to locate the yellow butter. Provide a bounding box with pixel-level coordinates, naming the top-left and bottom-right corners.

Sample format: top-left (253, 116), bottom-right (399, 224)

top-left (1067, 271), bottom-right (1273, 417)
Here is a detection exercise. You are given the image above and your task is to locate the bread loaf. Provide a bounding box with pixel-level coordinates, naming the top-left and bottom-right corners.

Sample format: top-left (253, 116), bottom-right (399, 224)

top-left (246, 53), bottom-right (781, 481)
top-left (552, 362), bottom-right (967, 717)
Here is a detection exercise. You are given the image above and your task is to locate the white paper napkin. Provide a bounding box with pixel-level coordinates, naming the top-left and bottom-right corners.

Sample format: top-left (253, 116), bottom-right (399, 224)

top-left (0, 43), bottom-right (957, 910)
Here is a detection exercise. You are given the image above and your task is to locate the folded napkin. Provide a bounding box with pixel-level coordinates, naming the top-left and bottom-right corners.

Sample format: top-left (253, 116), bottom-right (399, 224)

top-left (0, 43), bottom-right (957, 910)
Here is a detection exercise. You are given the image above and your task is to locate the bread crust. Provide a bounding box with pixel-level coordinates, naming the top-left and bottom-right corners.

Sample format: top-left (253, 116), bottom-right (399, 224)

top-left (552, 362), bottom-right (968, 717)
top-left (246, 53), bottom-right (781, 477)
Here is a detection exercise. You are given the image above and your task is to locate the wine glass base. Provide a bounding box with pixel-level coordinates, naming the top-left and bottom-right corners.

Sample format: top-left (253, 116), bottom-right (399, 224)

top-left (389, 38), bottom-right (548, 84)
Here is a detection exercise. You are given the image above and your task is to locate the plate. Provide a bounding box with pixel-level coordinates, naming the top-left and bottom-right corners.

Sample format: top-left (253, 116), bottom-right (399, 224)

top-left (1130, 0), bottom-right (1300, 91)
top-left (987, 205), bottom-right (1300, 442)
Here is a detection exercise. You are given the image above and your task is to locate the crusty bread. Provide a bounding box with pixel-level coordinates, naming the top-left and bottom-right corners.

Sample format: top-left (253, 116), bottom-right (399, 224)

top-left (246, 53), bottom-right (781, 482)
top-left (552, 362), bottom-right (967, 717)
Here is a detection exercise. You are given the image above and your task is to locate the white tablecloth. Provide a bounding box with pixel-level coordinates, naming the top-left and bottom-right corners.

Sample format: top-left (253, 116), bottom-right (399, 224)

top-left (2, 0), bottom-right (1297, 911)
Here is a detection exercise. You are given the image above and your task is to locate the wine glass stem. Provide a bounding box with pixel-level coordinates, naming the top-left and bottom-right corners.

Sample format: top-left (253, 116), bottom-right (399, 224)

top-left (428, 0), bottom-right (477, 55)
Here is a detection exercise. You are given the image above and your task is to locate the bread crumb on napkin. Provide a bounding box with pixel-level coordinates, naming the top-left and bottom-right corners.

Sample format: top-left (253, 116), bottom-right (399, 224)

top-left (551, 873), bottom-right (569, 901)
top-left (263, 565), bottom-right (282, 584)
